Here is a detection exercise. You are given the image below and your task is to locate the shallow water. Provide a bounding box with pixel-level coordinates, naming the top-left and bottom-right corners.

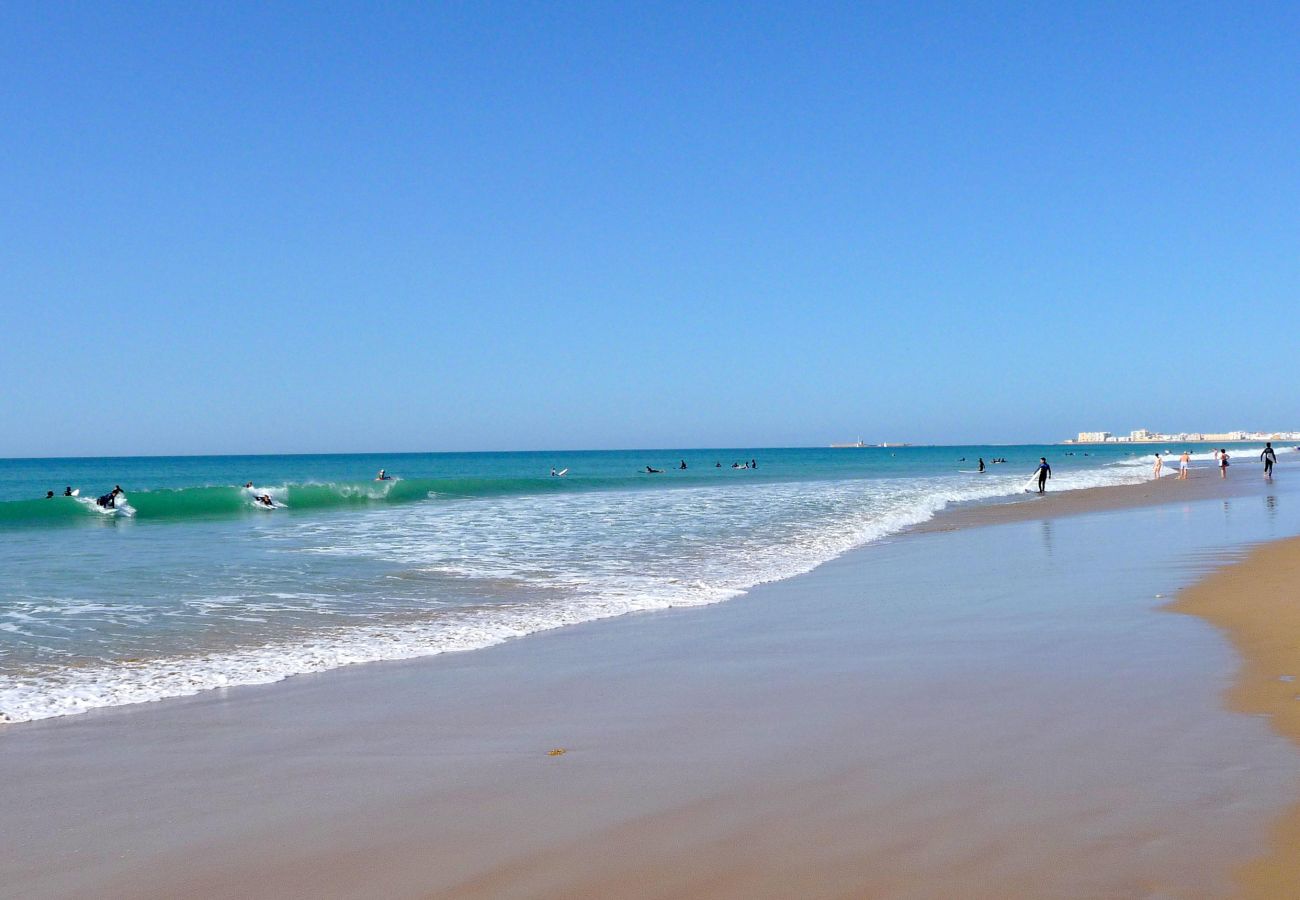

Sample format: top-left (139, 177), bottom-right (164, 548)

top-left (0, 443), bottom-right (1280, 722)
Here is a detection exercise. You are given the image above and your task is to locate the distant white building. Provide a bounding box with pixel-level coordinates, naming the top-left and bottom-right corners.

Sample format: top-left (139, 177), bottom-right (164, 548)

top-left (1077, 431), bottom-right (1112, 443)
top-left (1130, 429), bottom-right (1152, 441)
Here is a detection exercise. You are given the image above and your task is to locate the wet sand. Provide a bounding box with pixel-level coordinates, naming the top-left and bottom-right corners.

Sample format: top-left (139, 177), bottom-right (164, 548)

top-left (1172, 534), bottom-right (1300, 897)
top-left (5, 475), bottom-right (1300, 898)
top-left (917, 464), bottom-right (1274, 533)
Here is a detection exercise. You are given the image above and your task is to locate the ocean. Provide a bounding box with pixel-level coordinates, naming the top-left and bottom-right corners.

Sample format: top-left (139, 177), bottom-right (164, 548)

top-left (0, 443), bottom-right (1277, 724)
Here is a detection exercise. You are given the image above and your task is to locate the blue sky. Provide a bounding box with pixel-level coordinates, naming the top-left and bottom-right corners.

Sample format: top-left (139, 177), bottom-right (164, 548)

top-left (2, 2), bottom-right (1297, 456)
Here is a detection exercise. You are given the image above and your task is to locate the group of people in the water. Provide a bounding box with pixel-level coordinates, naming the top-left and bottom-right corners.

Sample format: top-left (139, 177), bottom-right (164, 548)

top-left (41, 485), bottom-right (122, 507)
top-left (643, 458), bottom-right (757, 474)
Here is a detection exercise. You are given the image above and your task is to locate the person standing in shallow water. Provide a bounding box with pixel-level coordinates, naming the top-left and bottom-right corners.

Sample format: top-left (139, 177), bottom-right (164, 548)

top-left (1152, 454), bottom-right (1163, 479)
top-left (1035, 457), bottom-right (1052, 494)
top-left (1219, 449), bottom-right (1230, 479)
top-left (1261, 442), bottom-right (1277, 479)
top-left (1178, 450), bottom-right (1190, 480)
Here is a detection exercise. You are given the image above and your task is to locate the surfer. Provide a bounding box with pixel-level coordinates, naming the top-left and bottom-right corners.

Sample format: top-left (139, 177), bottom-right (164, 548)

top-left (1219, 449), bottom-right (1230, 479)
top-left (1178, 450), bottom-right (1191, 480)
top-left (977, 458), bottom-right (985, 473)
top-left (256, 494), bottom-right (274, 507)
top-left (96, 486), bottom-right (122, 509)
top-left (751, 459), bottom-right (757, 469)
top-left (64, 486), bottom-right (73, 496)
top-left (679, 460), bottom-right (687, 470)
top-left (715, 461), bottom-right (722, 468)
top-left (1261, 443), bottom-right (1277, 478)
top-left (376, 469), bottom-right (391, 481)
top-left (645, 466), bottom-right (662, 474)
top-left (45, 490), bottom-right (54, 499)
top-left (1035, 458), bottom-right (1052, 494)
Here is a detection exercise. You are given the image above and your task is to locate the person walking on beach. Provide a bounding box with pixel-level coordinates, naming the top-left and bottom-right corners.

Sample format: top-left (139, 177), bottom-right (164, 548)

top-left (1178, 450), bottom-right (1190, 480)
top-left (1035, 457), bottom-right (1052, 494)
top-left (1261, 442), bottom-right (1277, 479)
top-left (1152, 453), bottom-right (1163, 479)
top-left (1219, 449), bottom-right (1230, 479)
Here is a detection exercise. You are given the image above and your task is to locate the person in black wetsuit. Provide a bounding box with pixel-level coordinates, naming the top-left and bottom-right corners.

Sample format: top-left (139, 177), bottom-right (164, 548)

top-left (679, 460), bottom-right (687, 470)
top-left (978, 458), bottom-right (985, 473)
top-left (1035, 458), bottom-right (1052, 494)
top-left (1261, 442), bottom-right (1277, 478)
top-left (646, 466), bottom-right (662, 474)
top-left (45, 491), bottom-right (54, 499)
top-left (64, 486), bottom-right (73, 496)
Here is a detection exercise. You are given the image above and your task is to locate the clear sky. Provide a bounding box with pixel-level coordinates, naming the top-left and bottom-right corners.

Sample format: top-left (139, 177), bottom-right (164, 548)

top-left (2, 2), bottom-right (1297, 456)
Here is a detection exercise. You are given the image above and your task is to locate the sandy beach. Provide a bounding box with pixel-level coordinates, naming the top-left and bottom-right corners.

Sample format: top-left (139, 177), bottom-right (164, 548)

top-left (1172, 533), bottom-right (1300, 897)
top-left (3, 466), bottom-right (1298, 898)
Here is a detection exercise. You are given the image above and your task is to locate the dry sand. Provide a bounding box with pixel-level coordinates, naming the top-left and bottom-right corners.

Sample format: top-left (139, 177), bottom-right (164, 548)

top-left (1172, 535), bottom-right (1300, 897)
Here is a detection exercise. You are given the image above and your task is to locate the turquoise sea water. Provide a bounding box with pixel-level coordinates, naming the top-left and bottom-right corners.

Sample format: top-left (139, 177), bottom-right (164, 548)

top-left (0, 443), bottom-right (1278, 723)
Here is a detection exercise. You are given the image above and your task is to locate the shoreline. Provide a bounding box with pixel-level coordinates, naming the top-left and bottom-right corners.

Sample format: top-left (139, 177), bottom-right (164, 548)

top-left (1171, 535), bottom-right (1300, 897)
top-left (2, 463), bottom-right (1277, 728)
top-left (916, 465), bottom-right (1275, 533)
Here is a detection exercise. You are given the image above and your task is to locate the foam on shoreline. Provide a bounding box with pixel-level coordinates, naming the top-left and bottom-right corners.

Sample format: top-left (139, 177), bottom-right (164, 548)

top-left (0, 450), bottom-right (1284, 725)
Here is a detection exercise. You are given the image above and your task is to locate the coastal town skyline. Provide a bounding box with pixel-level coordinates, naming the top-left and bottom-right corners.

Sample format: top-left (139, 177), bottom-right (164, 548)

top-left (1068, 429), bottom-right (1300, 444)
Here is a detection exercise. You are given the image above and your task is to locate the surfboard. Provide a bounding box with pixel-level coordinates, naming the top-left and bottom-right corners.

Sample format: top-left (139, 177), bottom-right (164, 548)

top-left (556, 468), bottom-right (568, 477)
top-left (958, 470), bottom-right (986, 474)
top-left (1024, 473), bottom-right (1042, 493)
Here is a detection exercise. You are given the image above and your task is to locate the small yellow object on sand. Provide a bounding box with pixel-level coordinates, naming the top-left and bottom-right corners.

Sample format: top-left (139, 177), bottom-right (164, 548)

top-left (547, 748), bottom-right (567, 756)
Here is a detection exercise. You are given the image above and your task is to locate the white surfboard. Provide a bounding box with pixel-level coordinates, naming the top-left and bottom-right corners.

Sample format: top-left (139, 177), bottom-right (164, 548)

top-left (556, 468), bottom-right (568, 477)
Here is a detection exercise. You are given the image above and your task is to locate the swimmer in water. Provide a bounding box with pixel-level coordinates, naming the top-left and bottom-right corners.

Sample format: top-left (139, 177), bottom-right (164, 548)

top-left (978, 458), bottom-right (985, 473)
top-left (45, 490), bottom-right (54, 499)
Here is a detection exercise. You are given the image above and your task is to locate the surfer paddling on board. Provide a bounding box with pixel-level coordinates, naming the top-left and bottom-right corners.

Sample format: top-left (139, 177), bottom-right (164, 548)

top-left (1035, 458), bottom-right (1052, 494)
top-left (376, 469), bottom-right (392, 481)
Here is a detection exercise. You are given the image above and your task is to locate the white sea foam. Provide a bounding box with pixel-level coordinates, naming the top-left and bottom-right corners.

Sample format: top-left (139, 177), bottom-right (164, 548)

top-left (0, 457), bottom-right (1255, 724)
